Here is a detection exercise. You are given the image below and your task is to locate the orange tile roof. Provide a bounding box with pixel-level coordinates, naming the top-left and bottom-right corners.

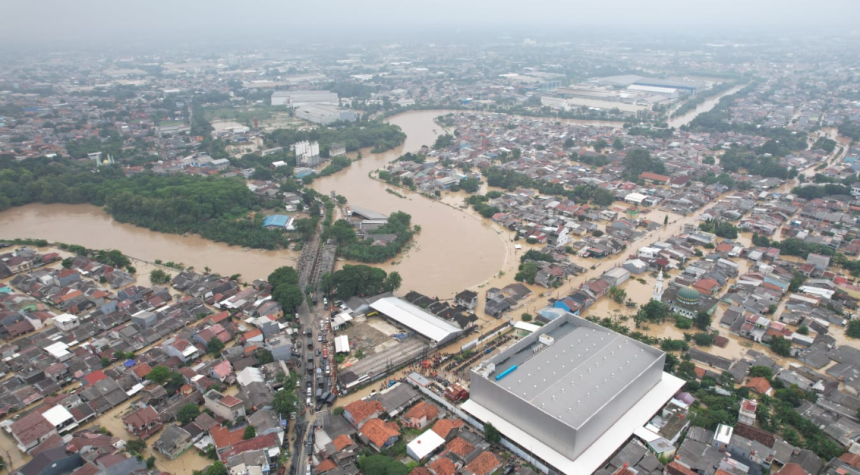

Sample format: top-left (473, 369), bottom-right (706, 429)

top-left (432, 419), bottom-right (464, 439)
top-left (464, 451), bottom-right (501, 475)
top-left (403, 401), bottom-right (439, 421)
top-left (344, 399), bottom-right (384, 425)
top-left (315, 460), bottom-right (337, 474)
top-left (774, 463), bottom-right (809, 475)
top-left (745, 377), bottom-right (772, 395)
top-left (841, 453), bottom-right (860, 468)
top-left (210, 425), bottom-right (246, 449)
top-left (667, 462), bottom-right (698, 475)
top-left (409, 468), bottom-right (435, 475)
top-left (359, 418), bottom-right (400, 448)
top-left (332, 434), bottom-right (354, 451)
top-left (131, 363), bottom-right (152, 379)
top-left (427, 457), bottom-right (456, 475)
top-left (446, 436), bottom-right (474, 457)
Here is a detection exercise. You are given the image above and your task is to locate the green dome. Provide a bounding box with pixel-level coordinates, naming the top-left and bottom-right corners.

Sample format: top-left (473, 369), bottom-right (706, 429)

top-left (677, 286), bottom-right (700, 304)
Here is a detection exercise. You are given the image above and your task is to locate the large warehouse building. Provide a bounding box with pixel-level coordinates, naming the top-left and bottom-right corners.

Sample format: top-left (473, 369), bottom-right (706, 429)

top-left (462, 313), bottom-right (684, 475)
top-left (369, 297), bottom-right (463, 346)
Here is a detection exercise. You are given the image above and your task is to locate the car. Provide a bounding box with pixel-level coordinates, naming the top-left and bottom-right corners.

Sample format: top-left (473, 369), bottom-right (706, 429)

top-left (307, 387), bottom-right (312, 396)
top-left (322, 349), bottom-right (328, 359)
top-left (318, 335), bottom-right (322, 341)
top-left (306, 397), bottom-right (311, 406)
top-left (323, 297), bottom-right (328, 305)
top-left (315, 349), bottom-right (320, 357)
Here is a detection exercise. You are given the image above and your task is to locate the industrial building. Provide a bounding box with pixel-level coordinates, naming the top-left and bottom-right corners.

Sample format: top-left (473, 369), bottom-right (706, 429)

top-left (270, 90), bottom-right (338, 106)
top-left (295, 104), bottom-right (358, 125)
top-left (368, 297), bottom-right (463, 346)
top-left (462, 313), bottom-right (684, 475)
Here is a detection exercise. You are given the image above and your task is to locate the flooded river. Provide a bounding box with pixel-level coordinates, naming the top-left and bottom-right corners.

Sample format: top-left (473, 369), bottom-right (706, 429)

top-left (668, 85), bottom-right (746, 129)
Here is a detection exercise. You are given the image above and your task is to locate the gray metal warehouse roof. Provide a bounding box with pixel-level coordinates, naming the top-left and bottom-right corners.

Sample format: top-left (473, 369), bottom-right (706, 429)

top-left (489, 320), bottom-right (662, 429)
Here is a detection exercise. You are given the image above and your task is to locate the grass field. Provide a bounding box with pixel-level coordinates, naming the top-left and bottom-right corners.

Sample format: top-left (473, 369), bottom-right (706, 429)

top-left (203, 105), bottom-right (281, 125)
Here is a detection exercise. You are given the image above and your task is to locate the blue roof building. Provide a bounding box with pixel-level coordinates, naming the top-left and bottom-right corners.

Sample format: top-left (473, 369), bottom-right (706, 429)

top-left (263, 215), bottom-right (294, 230)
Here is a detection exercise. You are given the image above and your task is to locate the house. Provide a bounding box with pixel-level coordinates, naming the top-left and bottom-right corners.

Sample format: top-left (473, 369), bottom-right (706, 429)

top-left (204, 390), bottom-right (246, 422)
top-left (359, 418), bottom-right (400, 452)
top-left (431, 419), bottom-right (464, 441)
top-left (155, 425), bottom-right (193, 460)
top-left (454, 291), bottom-right (478, 311)
top-left (745, 377), bottom-right (774, 396)
top-left (15, 446), bottom-right (83, 475)
top-left (122, 406), bottom-right (162, 439)
top-left (462, 451), bottom-right (502, 475)
top-left (401, 401), bottom-right (439, 429)
top-left (738, 399), bottom-right (758, 426)
top-left (343, 399), bottom-right (384, 429)
top-left (10, 411), bottom-right (57, 452)
top-left (163, 338), bottom-right (199, 363)
top-left (210, 360), bottom-right (233, 382)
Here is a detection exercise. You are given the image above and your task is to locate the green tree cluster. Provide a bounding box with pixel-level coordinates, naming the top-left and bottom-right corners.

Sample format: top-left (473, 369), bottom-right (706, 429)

top-left (338, 211), bottom-right (416, 263)
top-left (268, 267), bottom-right (304, 315)
top-left (327, 265), bottom-right (401, 300)
top-left (622, 148), bottom-right (666, 181)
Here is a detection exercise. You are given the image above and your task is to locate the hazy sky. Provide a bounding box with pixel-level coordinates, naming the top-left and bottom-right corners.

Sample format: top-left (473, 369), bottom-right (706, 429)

top-left (2, 0), bottom-right (859, 44)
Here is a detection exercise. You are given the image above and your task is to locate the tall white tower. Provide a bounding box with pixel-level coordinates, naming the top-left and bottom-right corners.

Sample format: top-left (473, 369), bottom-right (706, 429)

top-left (652, 271), bottom-right (664, 302)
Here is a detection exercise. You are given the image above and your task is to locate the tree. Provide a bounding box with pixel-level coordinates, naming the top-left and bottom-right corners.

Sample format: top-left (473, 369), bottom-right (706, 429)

top-left (126, 438), bottom-right (147, 455)
top-left (608, 286), bottom-right (627, 305)
top-left (332, 406), bottom-right (345, 416)
top-left (770, 336), bottom-right (792, 357)
top-left (257, 349), bottom-right (274, 364)
top-left (622, 147), bottom-right (666, 180)
top-left (797, 325), bottom-right (810, 336)
top-left (847, 320), bottom-right (860, 339)
top-left (521, 313), bottom-right (533, 322)
top-left (694, 311), bottom-right (711, 331)
top-left (664, 215), bottom-right (668, 226)
top-left (146, 365), bottom-right (172, 385)
top-left (484, 422), bottom-right (501, 443)
top-left (203, 461), bottom-right (228, 475)
top-left (383, 272), bottom-right (402, 292)
top-left (359, 455), bottom-right (408, 475)
top-left (639, 300), bottom-right (671, 323)
top-left (149, 268), bottom-right (171, 284)
top-left (460, 178), bottom-right (480, 193)
top-left (243, 425), bottom-right (256, 440)
top-left (612, 138), bottom-right (625, 150)
top-left (273, 285), bottom-right (304, 313)
top-left (177, 403), bottom-right (201, 425)
top-left (515, 261), bottom-right (540, 284)
top-left (592, 139), bottom-right (608, 152)
top-left (207, 337), bottom-right (225, 356)
top-left (146, 456), bottom-right (156, 469)
top-left (693, 333), bottom-right (715, 347)
top-left (749, 366), bottom-right (773, 379)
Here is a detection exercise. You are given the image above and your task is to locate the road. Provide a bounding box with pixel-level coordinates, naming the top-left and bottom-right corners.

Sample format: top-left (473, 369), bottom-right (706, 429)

top-left (290, 204), bottom-right (337, 475)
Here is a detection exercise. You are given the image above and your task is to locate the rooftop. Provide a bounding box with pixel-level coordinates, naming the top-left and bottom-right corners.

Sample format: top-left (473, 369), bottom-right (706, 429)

top-left (484, 318), bottom-right (663, 428)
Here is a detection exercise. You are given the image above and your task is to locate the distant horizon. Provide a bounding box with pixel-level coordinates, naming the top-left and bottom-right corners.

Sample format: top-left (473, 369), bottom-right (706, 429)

top-left (2, 0), bottom-right (860, 49)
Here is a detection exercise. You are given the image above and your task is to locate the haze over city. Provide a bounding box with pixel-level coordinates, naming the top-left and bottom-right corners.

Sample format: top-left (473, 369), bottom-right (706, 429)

top-left (1, 3), bottom-right (860, 475)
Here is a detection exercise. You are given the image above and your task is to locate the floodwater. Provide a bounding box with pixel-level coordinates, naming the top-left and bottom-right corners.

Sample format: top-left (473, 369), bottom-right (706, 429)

top-left (0, 203), bottom-right (302, 283)
top-left (667, 85), bottom-right (746, 129)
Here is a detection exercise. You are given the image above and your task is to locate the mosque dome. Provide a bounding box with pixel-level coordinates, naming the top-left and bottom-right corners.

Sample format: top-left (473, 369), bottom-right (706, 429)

top-left (677, 286), bottom-right (701, 305)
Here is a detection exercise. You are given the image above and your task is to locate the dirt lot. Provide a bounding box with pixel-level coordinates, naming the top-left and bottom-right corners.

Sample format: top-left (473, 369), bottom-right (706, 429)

top-left (342, 318), bottom-right (392, 354)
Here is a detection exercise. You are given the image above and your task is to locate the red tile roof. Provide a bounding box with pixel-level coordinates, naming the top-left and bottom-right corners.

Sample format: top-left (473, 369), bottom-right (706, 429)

top-left (359, 418), bottom-right (400, 448)
top-left (403, 401), bottom-right (439, 422)
top-left (332, 434), bottom-right (354, 451)
top-left (464, 451), bottom-right (501, 475)
top-left (316, 459), bottom-right (337, 474)
top-left (774, 463), bottom-right (809, 475)
top-left (82, 370), bottom-right (108, 386)
top-left (745, 377), bottom-right (772, 395)
top-left (427, 457), bottom-right (456, 475)
top-left (210, 425), bottom-right (246, 449)
top-left (446, 436), bottom-right (474, 457)
top-left (432, 419), bottom-right (464, 439)
top-left (667, 462), bottom-right (698, 475)
top-left (344, 399), bottom-right (384, 425)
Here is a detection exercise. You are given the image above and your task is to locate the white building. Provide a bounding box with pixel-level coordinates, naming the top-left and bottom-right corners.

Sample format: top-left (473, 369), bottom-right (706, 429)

top-left (54, 314), bottom-right (80, 332)
top-left (271, 90), bottom-right (338, 107)
top-left (406, 429), bottom-right (445, 461)
top-left (295, 104), bottom-right (357, 125)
